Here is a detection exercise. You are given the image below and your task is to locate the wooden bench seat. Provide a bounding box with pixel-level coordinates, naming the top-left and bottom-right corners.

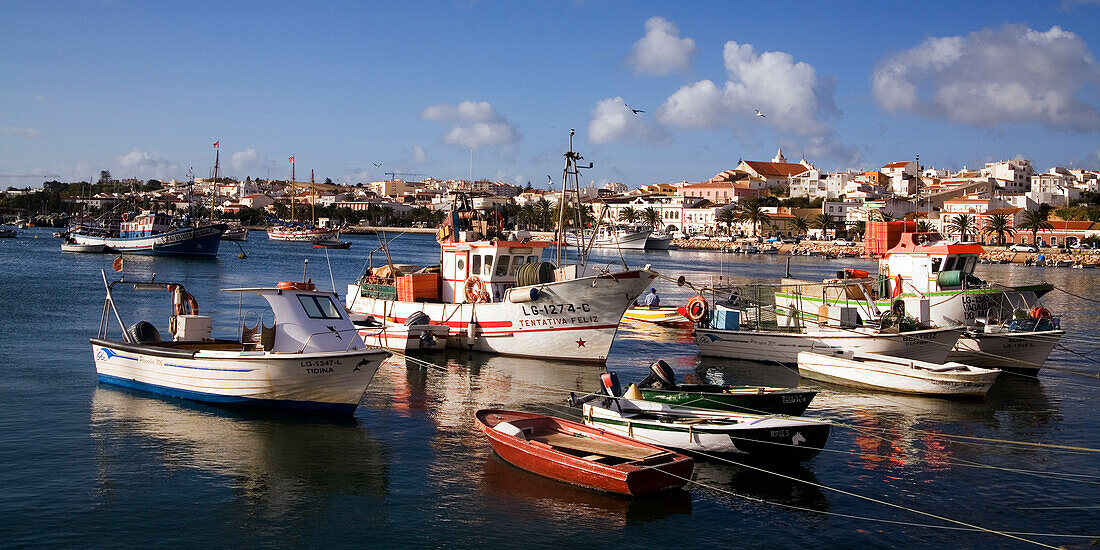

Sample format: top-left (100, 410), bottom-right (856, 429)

top-left (532, 432), bottom-right (664, 461)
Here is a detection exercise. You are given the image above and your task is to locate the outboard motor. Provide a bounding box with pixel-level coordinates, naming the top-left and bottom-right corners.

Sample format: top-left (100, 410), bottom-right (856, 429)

top-left (405, 311), bottom-right (431, 326)
top-left (638, 360), bottom-right (678, 390)
top-left (128, 321), bottom-right (162, 344)
top-left (568, 371), bottom-right (622, 408)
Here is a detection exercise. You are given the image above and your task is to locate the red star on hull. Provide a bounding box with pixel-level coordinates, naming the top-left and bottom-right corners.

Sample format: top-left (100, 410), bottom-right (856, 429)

top-left (575, 338), bottom-right (586, 347)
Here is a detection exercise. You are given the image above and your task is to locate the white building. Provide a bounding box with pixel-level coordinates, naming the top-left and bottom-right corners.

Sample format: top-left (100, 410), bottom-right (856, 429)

top-left (982, 159), bottom-right (1033, 193)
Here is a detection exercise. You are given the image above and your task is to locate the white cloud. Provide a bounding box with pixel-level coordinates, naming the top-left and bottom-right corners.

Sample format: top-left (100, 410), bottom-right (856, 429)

top-left (33, 94), bottom-right (47, 104)
top-left (655, 41), bottom-right (854, 163)
top-left (627, 16), bottom-right (698, 76)
top-left (412, 144), bottom-right (427, 164)
top-left (227, 148), bottom-right (274, 176)
top-left (421, 100), bottom-right (521, 150)
top-left (587, 96), bottom-right (669, 145)
top-left (872, 25), bottom-right (1100, 132)
top-left (115, 148), bottom-right (180, 180)
top-left (1, 126), bottom-right (42, 138)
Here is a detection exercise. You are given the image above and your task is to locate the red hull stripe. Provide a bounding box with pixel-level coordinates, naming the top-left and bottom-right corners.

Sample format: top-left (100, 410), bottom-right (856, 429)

top-left (361, 313), bottom-right (616, 333)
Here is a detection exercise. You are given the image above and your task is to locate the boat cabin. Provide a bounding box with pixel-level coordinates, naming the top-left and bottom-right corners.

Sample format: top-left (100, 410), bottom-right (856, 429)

top-left (120, 212), bottom-right (174, 238)
top-left (881, 232), bottom-right (984, 295)
top-left (441, 240), bottom-right (549, 303)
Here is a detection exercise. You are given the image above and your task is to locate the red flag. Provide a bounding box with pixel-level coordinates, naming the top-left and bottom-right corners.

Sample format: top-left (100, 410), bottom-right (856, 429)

top-left (212, 141), bottom-right (219, 148)
top-left (289, 156), bottom-right (295, 163)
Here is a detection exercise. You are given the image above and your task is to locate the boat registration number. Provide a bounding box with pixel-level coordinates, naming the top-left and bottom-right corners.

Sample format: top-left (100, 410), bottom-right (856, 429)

top-left (520, 303), bottom-right (591, 316)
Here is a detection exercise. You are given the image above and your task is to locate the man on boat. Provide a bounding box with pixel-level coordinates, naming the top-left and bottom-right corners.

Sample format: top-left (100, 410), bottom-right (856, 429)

top-left (641, 288), bottom-right (660, 308)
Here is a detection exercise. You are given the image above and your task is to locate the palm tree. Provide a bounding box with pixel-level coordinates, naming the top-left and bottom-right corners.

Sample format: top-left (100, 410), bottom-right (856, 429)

top-left (379, 205), bottom-right (395, 226)
top-left (850, 220), bottom-right (866, 241)
top-left (810, 213), bottom-right (835, 237)
top-left (735, 200), bottom-right (771, 237)
top-left (641, 207), bottom-right (661, 229)
top-left (790, 216), bottom-right (809, 236)
top-left (535, 198), bottom-right (553, 230)
top-left (618, 206), bottom-right (637, 224)
top-left (716, 208), bottom-right (738, 236)
top-left (983, 213), bottom-right (1015, 246)
top-left (916, 220), bottom-right (932, 233)
top-left (1019, 209), bottom-right (1053, 245)
top-left (946, 214), bottom-right (976, 242)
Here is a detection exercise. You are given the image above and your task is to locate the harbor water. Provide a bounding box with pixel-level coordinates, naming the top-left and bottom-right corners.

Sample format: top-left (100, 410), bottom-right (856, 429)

top-left (1, 229), bottom-right (1097, 548)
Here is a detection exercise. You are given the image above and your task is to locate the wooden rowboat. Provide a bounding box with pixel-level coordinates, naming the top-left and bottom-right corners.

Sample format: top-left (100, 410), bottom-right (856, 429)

top-left (797, 350), bottom-right (1001, 397)
top-left (475, 409), bottom-right (693, 496)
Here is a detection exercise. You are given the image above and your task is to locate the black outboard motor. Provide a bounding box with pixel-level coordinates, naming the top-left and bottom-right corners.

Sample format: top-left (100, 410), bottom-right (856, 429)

top-left (568, 371), bottom-right (622, 407)
top-left (637, 360), bottom-right (678, 390)
top-left (405, 311), bottom-right (431, 326)
top-left (128, 321), bottom-right (162, 344)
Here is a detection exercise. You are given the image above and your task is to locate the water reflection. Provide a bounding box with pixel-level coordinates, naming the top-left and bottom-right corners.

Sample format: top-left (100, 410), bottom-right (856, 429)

top-left (90, 386), bottom-right (389, 508)
top-left (692, 460), bottom-right (828, 513)
top-left (480, 454), bottom-right (692, 525)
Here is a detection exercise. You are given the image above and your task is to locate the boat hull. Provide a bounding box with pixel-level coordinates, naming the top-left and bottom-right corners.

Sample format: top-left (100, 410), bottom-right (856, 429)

top-left (61, 243), bottom-right (105, 253)
top-left (220, 227), bottom-right (249, 241)
top-left (582, 402), bottom-right (831, 460)
top-left (693, 326), bottom-right (964, 365)
top-left (797, 351), bottom-right (1000, 397)
top-left (948, 329), bottom-right (1064, 372)
top-left (357, 325), bottom-right (450, 352)
top-left (347, 270), bottom-right (656, 362)
top-left (638, 386), bottom-right (817, 415)
top-left (72, 225), bottom-right (226, 257)
top-left (645, 235), bottom-right (673, 250)
top-left (91, 339), bottom-right (389, 414)
top-left (477, 409), bottom-right (693, 496)
top-left (565, 230), bottom-right (651, 250)
top-left (622, 306), bottom-right (690, 327)
top-left (268, 227), bottom-right (340, 242)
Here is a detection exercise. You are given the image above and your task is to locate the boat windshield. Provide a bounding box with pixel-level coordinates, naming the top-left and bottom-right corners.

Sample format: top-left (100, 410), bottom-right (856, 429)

top-left (297, 294), bottom-right (343, 319)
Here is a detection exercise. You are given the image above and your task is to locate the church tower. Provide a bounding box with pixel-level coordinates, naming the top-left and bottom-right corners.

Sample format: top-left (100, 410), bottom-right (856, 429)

top-left (772, 147), bottom-right (787, 163)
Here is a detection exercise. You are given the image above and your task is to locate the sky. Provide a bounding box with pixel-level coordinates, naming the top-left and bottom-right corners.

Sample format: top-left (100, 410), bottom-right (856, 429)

top-left (2, 0), bottom-right (1100, 189)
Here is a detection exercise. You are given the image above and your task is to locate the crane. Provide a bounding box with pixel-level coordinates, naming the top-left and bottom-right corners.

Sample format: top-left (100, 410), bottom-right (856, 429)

top-left (384, 172), bottom-right (424, 180)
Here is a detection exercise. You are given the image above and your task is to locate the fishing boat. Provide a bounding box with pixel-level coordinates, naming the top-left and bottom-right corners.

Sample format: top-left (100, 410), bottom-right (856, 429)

top-left (221, 225), bottom-right (249, 241)
top-left (476, 409), bottom-right (693, 496)
top-left (60, 237), bottom-right (105, 253)
top-left (796, 350), bottom-right (1001, 397)
top-left (70, 212), bottom-right (226, 257)
top-left (645, 233), bottom-right (674, 250)
top-left (635, 360), bottom-right (817, 415)
top-left (346, 136), bottom-right (656, 363)
top-left (268, 223), bottom-right (340, 242)
top-left (313, 239), bottom-right (352, 249)
top-left (573, 374), bottom-right (831, 460)
top-left (565, 225), bottom-right (651, 250)
top-left (621, 306), bottom-right (691, 327)
top-left (948, 316), bottom-right (1064, 372)
top-left (90, 272), bottom-right (391, 414)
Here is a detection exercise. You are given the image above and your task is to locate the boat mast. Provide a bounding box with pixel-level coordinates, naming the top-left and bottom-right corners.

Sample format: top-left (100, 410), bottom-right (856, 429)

top-left (290, 155), bottom-right (296, 222)
top-left (555, 129), bottom-right (592, 267)
top-left (310, 169), bottom-right (316, 225)
top-left (211, 141), bottom-right (219, 222)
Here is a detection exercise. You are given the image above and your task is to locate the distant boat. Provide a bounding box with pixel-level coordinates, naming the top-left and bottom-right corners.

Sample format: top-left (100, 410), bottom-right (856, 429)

top-left (0, 227), bottom-right (16, 238)
top-left (565, 225), bottom-right (650, 250)
top-left (645, 233), bottom-right (674, 250)
top-left (268, 224), bottom-right (340, 242)
top-left (475, 408), bottom-right (694, 496)
top-left (70, 213), bottom-right (226, 257)
top-left (221, 226), bottom-right (249, 241)
top-left (61, 238), bottom-right (105, 253)
top-left (313, 239), bottom-right (352, 249)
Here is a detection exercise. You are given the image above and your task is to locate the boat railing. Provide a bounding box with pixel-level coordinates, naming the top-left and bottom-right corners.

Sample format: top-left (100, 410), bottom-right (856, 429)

top-left (295, 328), bottom-right (365, 353)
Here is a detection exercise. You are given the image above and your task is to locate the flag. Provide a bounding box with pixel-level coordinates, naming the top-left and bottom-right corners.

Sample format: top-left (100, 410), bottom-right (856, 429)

top-left (289, 156), bottom-right (295, 163)
top-left (213, 141), bottom-right (219, 148)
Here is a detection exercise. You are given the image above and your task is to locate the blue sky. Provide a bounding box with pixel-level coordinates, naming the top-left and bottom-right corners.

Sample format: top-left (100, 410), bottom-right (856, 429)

top-left (2, 0), bottom-right (1099, 189)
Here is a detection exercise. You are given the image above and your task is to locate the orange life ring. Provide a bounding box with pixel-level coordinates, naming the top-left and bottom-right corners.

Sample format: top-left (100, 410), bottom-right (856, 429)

top-left (1030, 306), bottom-right (1052, 319)
top-left (891, 274), bottom-right (903, 298)
top-left (121, 212), bottom-right (130, 222)
top-left (685, 295), bottom-right (708, 322)
top-left (277, 280), bottom-right (316, 291)
top-left (464, 276), bottom-right (488, 303)
top-left (185, 293), bottom-right (199, 316)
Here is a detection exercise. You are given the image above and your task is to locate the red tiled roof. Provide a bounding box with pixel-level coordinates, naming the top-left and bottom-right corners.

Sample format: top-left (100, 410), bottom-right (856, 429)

top-left (741, 161), bottom-right (810, 178)
top-left (1048, 220), bottom-right (1095, 230)
top-left (984, 207), bottom-right (1022, 216)
top-left (882, 161), bottom-right (910, 169)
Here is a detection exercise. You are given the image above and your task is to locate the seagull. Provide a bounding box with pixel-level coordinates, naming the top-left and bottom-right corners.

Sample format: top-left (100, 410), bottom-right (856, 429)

top-left (373, 162), bottom-right (382, 168)
top-left (754, 109), bottom-right (766, 118)
top-left (625, 103), bottom-right (645, 114)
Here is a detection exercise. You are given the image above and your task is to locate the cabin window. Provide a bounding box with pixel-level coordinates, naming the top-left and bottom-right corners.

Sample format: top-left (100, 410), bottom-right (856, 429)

top-left (483, 255), bottom-right (493, 276)
top-left (496, 255), bottom-right (511, 276)
top-left (963, 256), bottom-right (977, 274)
top-left (528, 255), bottom-right (538, 264)
top-left (297, 295), bottom-right (343, 320)
top-left (472, 255), bottom-right (481, 275)
top-left (510, 255), bottom-right (525, 275)
top-left (943, 257), bottom-right (958, 271)
top-left (932, 258), bottom-right (942, 273)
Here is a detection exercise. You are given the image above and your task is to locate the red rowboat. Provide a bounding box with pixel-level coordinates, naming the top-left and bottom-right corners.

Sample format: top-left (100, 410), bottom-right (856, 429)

top-left (475, 409), bottom-right (694, 496)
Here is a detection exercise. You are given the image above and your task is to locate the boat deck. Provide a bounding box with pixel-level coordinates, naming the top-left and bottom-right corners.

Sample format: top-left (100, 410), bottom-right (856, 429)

top-left (530, 432), bottom-right (666, 462)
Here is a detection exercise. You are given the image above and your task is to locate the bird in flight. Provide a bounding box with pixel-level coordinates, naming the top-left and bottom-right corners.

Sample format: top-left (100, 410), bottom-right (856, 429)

top-left (754, 109), bottom-right (766, 118)
top-left (626, 104), bottom-right (645, 114)
top-left (373, 162), bottom-right (382, 168)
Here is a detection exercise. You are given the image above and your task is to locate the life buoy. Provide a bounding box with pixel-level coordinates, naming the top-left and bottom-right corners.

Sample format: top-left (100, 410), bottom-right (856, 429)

top-left (1030, 306), bottom-right (1052, 319)
top-left (121, 212), bottom-right (130, 222)
top-left (277, 280), bottom-right (316, 291)
top-left (891, 274), bottom-right (903, 298)
top-left (685, 295), bottom-right (708, 322)
top-left (464, 276), bottom-right (488, 303)
top-left (185, 293), bottom-right (198, 316)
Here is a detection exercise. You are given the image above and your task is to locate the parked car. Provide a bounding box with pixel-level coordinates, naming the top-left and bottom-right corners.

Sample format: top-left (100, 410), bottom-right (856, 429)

top-left (831, 239), bottom-right (857, 246)
top-left (1009, 243), bottom-right (1039, 252)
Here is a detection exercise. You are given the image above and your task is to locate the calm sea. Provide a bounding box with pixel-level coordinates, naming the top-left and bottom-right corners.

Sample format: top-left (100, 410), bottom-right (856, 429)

top-left (1, 228), bottom-right (1097, 548)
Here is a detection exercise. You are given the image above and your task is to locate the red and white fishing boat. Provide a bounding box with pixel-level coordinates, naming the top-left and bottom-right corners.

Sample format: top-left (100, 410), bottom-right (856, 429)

top-left (267, 224), bottom-right (340, 242)
top-left (475, 409), bottom-right (693, 496)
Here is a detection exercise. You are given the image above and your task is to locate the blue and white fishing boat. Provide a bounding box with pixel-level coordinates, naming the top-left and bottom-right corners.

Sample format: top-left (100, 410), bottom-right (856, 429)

top-left (71, 212), bottom-right (226, 257)
top-left (90, 272), bottom-right (391, 414)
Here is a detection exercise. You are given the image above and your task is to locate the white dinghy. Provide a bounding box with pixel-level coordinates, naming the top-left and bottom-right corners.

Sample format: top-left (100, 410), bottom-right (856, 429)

top-left (91, 272), bottom-right (391, 414)
top-left (796, 350), bottom-right (1001, 397)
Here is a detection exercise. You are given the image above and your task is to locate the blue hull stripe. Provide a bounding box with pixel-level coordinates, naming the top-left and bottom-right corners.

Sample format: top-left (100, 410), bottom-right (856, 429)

top-left (163, 362), bottom-right (256, 372)
top-left (96, 373), bottom-right (359, 414)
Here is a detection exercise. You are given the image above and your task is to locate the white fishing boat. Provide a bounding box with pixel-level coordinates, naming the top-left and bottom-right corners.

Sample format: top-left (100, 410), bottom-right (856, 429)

top-left (565, 225), bottom-right (651, 250)
top-left (60, 238), bottom-right (105, 253)
top-left (694, 324), bottom-right (964, 364)
top-left (796, 350), bottom-right (1001, 397)
top-left (948, 319), bottom-right (1064, 372)
top-left (267, 224), bottom-right (340, 242)
top-left (91, 272), bottom-right (390, 414)
top-left (221, 225), bottom-right (249, 241)
top-left (644, 233), bottom-right (674, 250)
top-left (346, 136), bottom-right (656, 363)
top-left (573, 374), bottom-right (831, 460)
